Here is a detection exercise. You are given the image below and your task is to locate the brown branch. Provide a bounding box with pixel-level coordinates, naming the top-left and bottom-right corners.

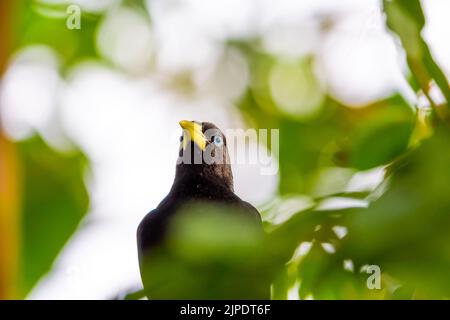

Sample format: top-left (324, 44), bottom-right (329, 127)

top-left (0, 0), bottom-right (20, 300)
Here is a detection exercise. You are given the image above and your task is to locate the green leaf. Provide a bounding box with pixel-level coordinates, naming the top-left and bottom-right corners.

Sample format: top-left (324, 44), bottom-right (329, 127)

top-left (271, 266), bottom-right (292, 300)
top-left (332, 95), bottom-right (415, 170)
top-left (384, 0), bottom-right (450, 109)
top-left (17, 136), bottom-right (89, 297)
top-left (297, 243), bottom-right (328, 299)
top-left (342, 126), bottom-right (450, 297)
top-left (17, 2), bottom-right (101, 68)
top-left (140, 203), bottom-right (271, 299)
top-left (349, 106), bottom-right (415, 170)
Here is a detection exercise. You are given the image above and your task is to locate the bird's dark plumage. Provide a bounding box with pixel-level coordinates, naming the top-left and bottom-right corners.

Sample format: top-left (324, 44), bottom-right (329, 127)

top-left (137, 121), bottom-right (267, 299)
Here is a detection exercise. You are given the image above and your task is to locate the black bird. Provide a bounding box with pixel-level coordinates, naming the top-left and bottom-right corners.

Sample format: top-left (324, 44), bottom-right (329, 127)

top-left (137, 120), bottom-right (268, 299)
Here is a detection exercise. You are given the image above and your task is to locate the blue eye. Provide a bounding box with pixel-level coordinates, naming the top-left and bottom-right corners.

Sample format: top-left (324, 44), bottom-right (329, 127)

top-left (213, 135), bottom-right (223, 146)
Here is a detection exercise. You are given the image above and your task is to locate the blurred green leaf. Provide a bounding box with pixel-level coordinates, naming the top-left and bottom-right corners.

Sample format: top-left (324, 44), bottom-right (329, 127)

top-left (341, 126), bottom-right (450, 298)
top-left (140, 203), bottom-right (271, 299)
top-left (168, 204), bottom-right (264, 264)
top-left (17, 136), bottom-right (89, 297)
top-left (347, 96), bottom-right (415, 170)
top-left (384, 0), bottom-right (450, 112)
top-left (17, 1), bottom-right (101, 67)
top-left (391, 285), bottom-right (415, 300)
top-left (297, 243), bottom-right (329, 299)
top-left (270, 266), bottom-right (292, 300)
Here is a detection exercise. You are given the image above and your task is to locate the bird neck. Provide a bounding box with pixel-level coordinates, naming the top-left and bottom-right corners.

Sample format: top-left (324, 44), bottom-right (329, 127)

top-left (172, 164), bottom-right (234, 198)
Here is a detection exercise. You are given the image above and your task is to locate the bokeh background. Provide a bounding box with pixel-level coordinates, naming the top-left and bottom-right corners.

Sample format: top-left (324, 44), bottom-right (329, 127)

top-left (0, 0), bottom-right (449, 299)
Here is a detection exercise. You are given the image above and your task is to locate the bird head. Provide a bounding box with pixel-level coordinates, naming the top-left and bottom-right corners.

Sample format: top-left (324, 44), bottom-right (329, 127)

top-left (176, 120), bottom-right (233, 191)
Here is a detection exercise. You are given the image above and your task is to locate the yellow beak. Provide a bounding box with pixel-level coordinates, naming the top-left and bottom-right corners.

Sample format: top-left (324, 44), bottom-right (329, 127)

top-left (179, 120), bottom-right (206, 151)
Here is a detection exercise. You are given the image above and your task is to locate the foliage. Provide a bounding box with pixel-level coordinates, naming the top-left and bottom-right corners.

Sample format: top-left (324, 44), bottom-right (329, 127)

top-left (17, 137), bottom-right (89, 297)
top-left (0, 135), bottom-right (89, 299)
top-left (1, 0), bottom-right (449, 299)
top-left (140, 204), bottom-right (270, 299)
top-left (0, 1), bottom-right (91, 299)
top-left (384, 0), bottom-right (450, 112)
